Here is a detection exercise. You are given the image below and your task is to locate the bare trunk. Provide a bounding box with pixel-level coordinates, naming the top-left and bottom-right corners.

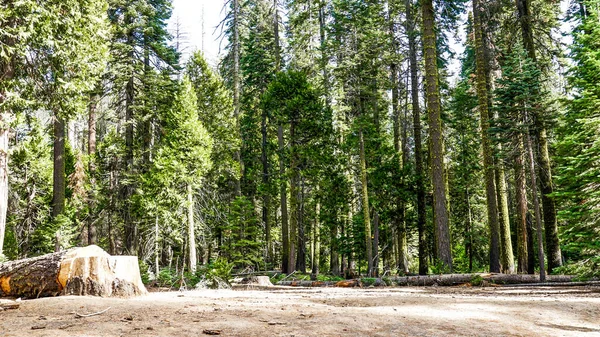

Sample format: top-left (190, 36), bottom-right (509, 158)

top-left (359, 129), bottom-right (373, 276)
top-left (279, 125), bottom-right (290, 273)
top-left (526, 132), bottom-right (545, 282)
top-left (124, 34), bottom-right (136, 254)
top-left (187, 184), bottom-right (197, 273)
top-left (516, 0), bottom-right (561, 273)
top-left (422, 0), bottom-right (452, 270)
top-left (473, 0), bottom-right (500, 273)
top-left (312, 194), bottom-right (320, 276)
top-left (155, 215), bottom-right (159, 277)
top-left (514, 135), bottom-right (529, 273)
top-left (289, 123), bottom-right (298, 273)
top-left (0, 128), bottom-right (7, 256)
top-left (495, 156), bottom-right (514, 273)
top-left (406, 0), bottom-right (427, 275)
top-left (233, 0), bottom-right (242, 197)
top-left (53, 116), bottom-right (66, 219)
top-left (87, 92), bottom-right (99, 245)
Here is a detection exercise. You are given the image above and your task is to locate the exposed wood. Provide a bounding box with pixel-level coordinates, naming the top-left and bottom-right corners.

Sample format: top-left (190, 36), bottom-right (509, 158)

top-left (0, 245), bottom-right (147, 298)
top-left (73, 307), bottom-right (111, 318)
top-left (0, 299), bottom-right (20, 310)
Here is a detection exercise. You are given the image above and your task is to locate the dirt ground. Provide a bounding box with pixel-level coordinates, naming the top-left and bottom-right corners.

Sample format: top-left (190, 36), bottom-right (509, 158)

top-left (1, 285), bottom-right (600, 337)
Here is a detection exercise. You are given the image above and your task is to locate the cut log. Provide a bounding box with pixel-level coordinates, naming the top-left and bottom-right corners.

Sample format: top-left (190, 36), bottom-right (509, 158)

top-left (0, 245), bottom-right (147, 298)
top-left (276, 273), bottom-right (578, 287)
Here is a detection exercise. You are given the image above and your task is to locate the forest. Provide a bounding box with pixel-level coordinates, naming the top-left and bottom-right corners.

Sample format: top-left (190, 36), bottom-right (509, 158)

top-left (0, 0), bottom-right (599, 286)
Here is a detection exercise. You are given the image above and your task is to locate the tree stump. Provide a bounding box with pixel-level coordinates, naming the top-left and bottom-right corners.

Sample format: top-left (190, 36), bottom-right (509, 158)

top-left (0, 245), bottom-right (147, 298)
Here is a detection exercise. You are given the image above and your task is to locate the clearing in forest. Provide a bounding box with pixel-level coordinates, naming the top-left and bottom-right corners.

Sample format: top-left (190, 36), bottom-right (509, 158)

top-left (1, 286), bottom-right (599, 336)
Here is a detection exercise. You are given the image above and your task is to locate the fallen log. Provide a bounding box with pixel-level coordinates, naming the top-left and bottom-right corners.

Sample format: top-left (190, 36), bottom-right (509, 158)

top-left (0, 245), bottom-right (147, 298)
top-left (276, 273), bottom-right (578, 287)
top-left (389, 273), bottom-right (576, 286)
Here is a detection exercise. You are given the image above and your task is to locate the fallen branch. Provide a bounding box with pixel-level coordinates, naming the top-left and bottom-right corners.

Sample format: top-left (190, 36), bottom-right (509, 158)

top-left (0, 300), bottom-right (20, 310)
top-left (73, 307), bottom-right (111, 318)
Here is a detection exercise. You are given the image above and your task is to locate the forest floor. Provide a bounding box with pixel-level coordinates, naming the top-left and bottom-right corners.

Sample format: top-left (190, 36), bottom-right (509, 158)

top-left (1, 285), bottom-right (600, 337)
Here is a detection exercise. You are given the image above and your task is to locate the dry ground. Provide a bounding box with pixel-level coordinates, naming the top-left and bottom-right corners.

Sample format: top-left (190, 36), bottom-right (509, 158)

top-left (1, 286), bottom-right (600, 336)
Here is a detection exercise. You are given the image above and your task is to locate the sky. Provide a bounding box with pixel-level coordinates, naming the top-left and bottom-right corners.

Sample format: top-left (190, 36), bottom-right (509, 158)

top-left (169, 0), bottom-right (227, 65)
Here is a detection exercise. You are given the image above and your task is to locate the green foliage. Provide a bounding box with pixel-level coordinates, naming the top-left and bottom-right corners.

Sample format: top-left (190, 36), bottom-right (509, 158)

top-left (555, 1), bottom-right (600, 277)
top-left (156, 268), bottom-right (180, 288)
top-left (139, 260), bottom-right (151, 285)
top-left (196, 258), bottom-right (234, 289)
top-left (470, 274), bottom-right (484, 286)
top-left (430, 259), bottom-right (452, 275)
top-left (224, 196), bottom-right (262, 270)
top-left (6, 120), bottom-right (53, 258)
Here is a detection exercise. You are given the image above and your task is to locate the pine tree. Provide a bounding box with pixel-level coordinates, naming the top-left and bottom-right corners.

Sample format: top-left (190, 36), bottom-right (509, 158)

top-left (422, 0), bottom-right (452, 270)
top-left (555, 0), bottom-right (600, 277)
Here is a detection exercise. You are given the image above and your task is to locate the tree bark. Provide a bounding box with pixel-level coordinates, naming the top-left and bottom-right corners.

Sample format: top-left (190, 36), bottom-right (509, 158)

top-left (289, 123), bottom-right (298, 273)
top-left (312, 192), bottom-right (320, 276)
top-left (277, 273), bottom-right (576, 287)
top-left (516, 0), bottom-right (561, 273)
top-left (0, 127), bottom-right (7, 256)
top-left (514, 135), bottom-right (529, 273)
top-left (358, 129), bottom-right (373, 276)
top-left (297, 177), bottom-right (306, 273)
top-left (390, 0), bottom-right (409, 275)
top-left (187, 184), bottom-right (197, 273)
top-left (526, 132), bottom-right (546, 282)
top-left (53, 116), bottom-right (66, 220)
top-left (473, 0), bottom-right (500, 273)
top-left (124, 25), bottom-right (136, 254)
top-left (406, 0), bottom-right (427, 275)
top-left (88, 92), bottom-right (99, 245)
top-left (261, 97), bottom-right (270, 268)
top-left (0, 246), bottom-right (147, 298)
top-left (495, 156), bottom-right (515, 273)
top-left (233, 0), bottom-right (242, 197)
top-left (421, 0), bottom-right (452, 270)
top-left (278, 125), bottom-right (290, 273)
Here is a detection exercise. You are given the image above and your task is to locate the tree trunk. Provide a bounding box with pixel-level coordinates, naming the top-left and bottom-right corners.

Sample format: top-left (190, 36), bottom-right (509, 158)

top-left (373, 211), bottom-right (380, 277)
top-left (233, 0), bottom-right (242, 197)
top-left (278, 125), bottom-right (290, 273)
top-left (0, 127), bottom-right (7, 256)
top-left (88, 92), bottom-right (99, 245)
top-left (289, 123), bottom-right (298, 273)
top-left (277, 273), bottom-right (576, 287)
top-left (0, 246), bottom-right (147, 298)
top-left (473, 0), bottom-right (500, 273)
top-left (421, 0), bottom-right (452, 270)
top-left (187, 184), bottom-right (197, 273)
top-left (495, 156), bottom-right (514, 273)
top-left (330, 212), bottom-right (340, 276)
top-left (514, 135), bottom-right (529, 273)
top-left (261, 100), bottom-right (270, 268)
top-left (312, 194), bottom-right (320, 276)
top-left (406, 0), bottom-right (427, 275)
top-left (516, 0), bottom-right (561, 273)
top-left (124, 32), bottom-right (136, 254)
top-left (526, 132), bottom-right (545, 282)
top-left (465, 187), bottom-right (474, 272)
top-left (53, 116), bottom-right (66, 219)
top-left (359, 129), bottom-right (373, 276)
top-left (155, 215), bottom-right (159, 277)
top-left (297, 176), bottom-right (306, 273)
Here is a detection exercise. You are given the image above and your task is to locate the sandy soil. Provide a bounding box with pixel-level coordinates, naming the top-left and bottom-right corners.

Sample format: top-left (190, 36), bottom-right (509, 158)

top-left (1, 285), bottom-right (600, 337)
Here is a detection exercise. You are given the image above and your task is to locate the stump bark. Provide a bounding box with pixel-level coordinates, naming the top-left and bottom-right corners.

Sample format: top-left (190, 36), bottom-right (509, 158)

top-left (0, 245), bottom-right (147, 298)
